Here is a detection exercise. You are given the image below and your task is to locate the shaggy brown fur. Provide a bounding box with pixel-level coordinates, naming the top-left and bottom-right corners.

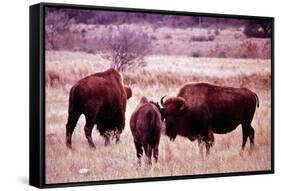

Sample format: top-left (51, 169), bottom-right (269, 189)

top-left (130, 96), bottom-right (163, 165)
top-left (66, 68), bottom-right (132, 149)
top-left (161, 82), bottom-right (259, 155)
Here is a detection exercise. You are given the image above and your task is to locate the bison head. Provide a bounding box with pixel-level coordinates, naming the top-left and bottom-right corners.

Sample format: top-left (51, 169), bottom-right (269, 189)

top-left (124, 86), bottom-right (132, 99)
top-left (160, 96), bottom-right (189, 141)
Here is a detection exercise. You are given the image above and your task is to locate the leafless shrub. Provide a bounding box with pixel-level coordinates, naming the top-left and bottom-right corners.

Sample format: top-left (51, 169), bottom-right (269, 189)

top-left (261, 40), bottom-right (271, 59)
top-left (208, 44), bottom-right (231, 58)
top-left (214, 28), bottom-right (220, 36)
top-left (164, 34), bottom-right (172, 39)
top-left (208, 28), bottom-right (220, 36)
top-left (237, 40), bottom-right (259, 58)
top-left (63, 32), bottom-right (81, 51)
top-left (102, 26), bottom-right (151, 71)
top-left (46, 70), bottom-right (63, 87)
top-left (208, 44), bottom-right (220, 57)
top-left (234, 33), bottom-right (244, 40)
top-left (150, 35), bottom-right (158, 41)
top-left (191, 51), bottom-right (201, 58)
top-left (80, 37), bottom-right (103, 54)
top-left (190, 34), bottom-right (215, 42)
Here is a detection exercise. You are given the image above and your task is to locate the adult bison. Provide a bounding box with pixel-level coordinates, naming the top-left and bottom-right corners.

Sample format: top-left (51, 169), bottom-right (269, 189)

top-left (130, 96), bottom-right (163, 165)
top-left (66, 68), bottom-right (132, 149)
top-left (160, 82), bottom-right (259, 155)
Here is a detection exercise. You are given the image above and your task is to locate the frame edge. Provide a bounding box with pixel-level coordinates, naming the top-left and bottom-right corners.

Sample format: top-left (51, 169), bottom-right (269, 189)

top-left (29, 3), bottom-right (44, 188)
top-left (31, 2), bottom-right (275, 188)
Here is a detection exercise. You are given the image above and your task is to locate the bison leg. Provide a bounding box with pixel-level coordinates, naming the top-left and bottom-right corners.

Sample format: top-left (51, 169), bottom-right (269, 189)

top-left (242, 125), bottom-right (249, 150)
top-left (153, 146), bottom-right (159, 163)
top-left (66, 111), bottom-right (81, 149)
top-left (144, 144), bottom-right (152, 165)
top-left (242, 124), bottom-right (255, 150)
top-left (115, 130), bottom-right (121, 143)
top-left (114, 111), bottom-right (125, 143)
top-left (205, 130), bottom-right (214, 156)
top-left (97, 123), bottom-right (111, 146)
top-left (197, 136), bottom-right (204, 158)
top-left (84, 116), bottom-right (96, 148)
top-left (134, 141), bottom-right (143, 166)
top-left (198, 128), bottom-right (214, 157)
top-left (249, 125), bottom-right (255, 150)
top-left (242, 127), bottom-right (248, 150)
top-left (103, 132), bottom-right (110, 146)
top-left (206, 141), bottom-right (213, 156)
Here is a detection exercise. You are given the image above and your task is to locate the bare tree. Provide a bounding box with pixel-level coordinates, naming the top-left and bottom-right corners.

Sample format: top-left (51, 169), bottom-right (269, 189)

top-left (45, 9), bottom-right (75, 50)
top-left (102, 26), bottom-right (151, 71)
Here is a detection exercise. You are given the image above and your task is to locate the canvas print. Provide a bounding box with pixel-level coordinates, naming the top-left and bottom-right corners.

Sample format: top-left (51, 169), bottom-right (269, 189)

top-left (44, 6), bottom-right (272, 184)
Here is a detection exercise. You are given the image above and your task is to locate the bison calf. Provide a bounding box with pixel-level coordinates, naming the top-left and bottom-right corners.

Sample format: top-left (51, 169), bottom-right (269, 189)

top-left (130, 96), bottom-right (163, 165)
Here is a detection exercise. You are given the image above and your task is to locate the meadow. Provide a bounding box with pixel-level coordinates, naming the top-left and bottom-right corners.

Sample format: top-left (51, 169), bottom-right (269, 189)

top-left (45, 50), bottom-right (271, 184)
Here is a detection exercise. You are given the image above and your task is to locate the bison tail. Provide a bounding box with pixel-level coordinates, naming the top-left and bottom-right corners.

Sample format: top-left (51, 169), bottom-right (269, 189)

top-left (68, 86), bottom-right (77, 113)
top-left (254, 93), bottom-right (259, 108)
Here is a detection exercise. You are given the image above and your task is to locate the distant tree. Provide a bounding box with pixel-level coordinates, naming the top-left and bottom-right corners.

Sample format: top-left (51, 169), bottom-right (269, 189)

top-left (45, 9), bottom-right (75, 49)
top-left (102, 26), bottom-right (151, 71)
top-left (244, 20), bottom-right (272, 38)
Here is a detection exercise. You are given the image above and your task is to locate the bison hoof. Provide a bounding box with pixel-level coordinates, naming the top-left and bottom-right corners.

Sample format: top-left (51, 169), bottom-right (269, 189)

top-left (89, 143), bottom-right (96, 149)
top-left (145, 160), bottom-right (152, 166)
top-left (66, 143), bottom-right (73, 149)
top-left (250, 144), bottom-right (254, 151)
top-left (115, 137), bottom-right (120, 143)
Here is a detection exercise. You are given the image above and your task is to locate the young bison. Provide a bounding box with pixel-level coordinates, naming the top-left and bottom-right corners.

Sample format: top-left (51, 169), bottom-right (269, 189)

top-left (130, 96), bottom-right (163, 165)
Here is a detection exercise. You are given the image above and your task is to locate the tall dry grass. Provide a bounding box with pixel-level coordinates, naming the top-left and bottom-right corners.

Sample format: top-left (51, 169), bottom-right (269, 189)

top-left (45, 51), bottom-right (271, 184)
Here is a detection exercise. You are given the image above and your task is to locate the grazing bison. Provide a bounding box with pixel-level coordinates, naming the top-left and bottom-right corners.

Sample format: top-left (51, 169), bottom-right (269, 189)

top-left (66, 68), bottom-right (132, 149)
top-left (160, 82), bottom-right (259, 155)
top-left (130, 96), bottom-right (163, 165)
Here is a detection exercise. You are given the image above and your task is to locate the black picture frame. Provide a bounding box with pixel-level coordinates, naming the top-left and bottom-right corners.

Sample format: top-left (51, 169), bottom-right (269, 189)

top-left (30, 2), bottom-right (274, 188)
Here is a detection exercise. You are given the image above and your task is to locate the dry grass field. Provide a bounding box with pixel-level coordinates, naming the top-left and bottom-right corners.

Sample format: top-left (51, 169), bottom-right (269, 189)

top-left (45, 50), bottom-right (271, 184)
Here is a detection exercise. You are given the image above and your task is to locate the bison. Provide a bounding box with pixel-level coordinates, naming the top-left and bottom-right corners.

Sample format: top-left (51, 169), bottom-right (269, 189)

top-left (160, 82), bottom-right (259, 155)
top-left (66, 68), bottom-right (132, 149)
top-left (130, 96), bottom-right (163, 165)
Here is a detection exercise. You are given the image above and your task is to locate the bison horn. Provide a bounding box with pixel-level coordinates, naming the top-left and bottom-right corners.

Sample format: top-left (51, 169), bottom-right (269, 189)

top-left (178, 97), bottom-right (188, 112)
top-left (160, 95), bottom-right (167, 107)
